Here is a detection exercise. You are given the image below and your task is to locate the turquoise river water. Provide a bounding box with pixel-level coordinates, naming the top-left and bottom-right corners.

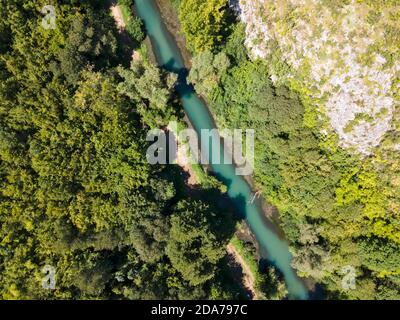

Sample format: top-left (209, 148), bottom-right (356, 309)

top-left (134, 0), bottom-right (308, 299)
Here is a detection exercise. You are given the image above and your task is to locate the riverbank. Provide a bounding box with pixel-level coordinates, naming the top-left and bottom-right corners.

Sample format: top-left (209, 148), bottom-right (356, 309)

top-left (150, 0), bottom-right (308, 297)
top-left (154, 0), bottom-right (287, 240)
top-left (155, 0), bottom-right (192, 69)
top-left (133, 0), bottom-right (309, 299)
top-left (226, 243), bottom-right (257, 300)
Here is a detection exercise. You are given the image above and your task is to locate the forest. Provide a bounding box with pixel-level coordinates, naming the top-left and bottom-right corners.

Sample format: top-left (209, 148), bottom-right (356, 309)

top-left (0, 0), bottom-right (398, 301)
top-left (0, 0), bottom-right (260, 299)
top-left (177, 0), bottom-right (400, 299)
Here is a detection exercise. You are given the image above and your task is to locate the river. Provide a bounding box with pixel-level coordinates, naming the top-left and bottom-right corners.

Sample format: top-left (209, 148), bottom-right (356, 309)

top-left (134, 0), bottom-right (308, 300)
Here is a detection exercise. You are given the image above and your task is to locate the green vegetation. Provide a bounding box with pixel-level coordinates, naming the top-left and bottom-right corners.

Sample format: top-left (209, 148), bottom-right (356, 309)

top-left (188, 50), bottom-right (230, 99)
top-left (0, 0), bottom-right (244, 300)
top-left (178, 0), bottom-right (232, 53)
top-left (177, 2), bottom-right (400, 300)
top-left (230, 236), bottom-right (287, 300)
top-left (1, 0), bottom-right (398, 301)
top-left (167, 200), bottom-right (228, 286)
top-left (117, 0), bottom-right (145, 45)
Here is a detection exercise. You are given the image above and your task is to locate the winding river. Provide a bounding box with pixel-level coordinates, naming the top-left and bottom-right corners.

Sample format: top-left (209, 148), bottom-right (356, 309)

top-left (134, 0), bottom-right (308, 299)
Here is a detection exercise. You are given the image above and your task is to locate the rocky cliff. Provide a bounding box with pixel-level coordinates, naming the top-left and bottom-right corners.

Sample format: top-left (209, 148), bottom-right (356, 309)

top-left (235, 0), bottom-right (399, 155)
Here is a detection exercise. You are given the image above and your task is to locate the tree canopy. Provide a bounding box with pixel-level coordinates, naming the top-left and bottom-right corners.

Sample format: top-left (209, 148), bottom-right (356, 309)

top-left (0, 0), bottom-right (241, 300)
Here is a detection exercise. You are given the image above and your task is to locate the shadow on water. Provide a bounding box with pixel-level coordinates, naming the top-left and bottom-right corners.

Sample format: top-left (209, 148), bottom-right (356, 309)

top-left (134, 0), bottom-right (310, 300)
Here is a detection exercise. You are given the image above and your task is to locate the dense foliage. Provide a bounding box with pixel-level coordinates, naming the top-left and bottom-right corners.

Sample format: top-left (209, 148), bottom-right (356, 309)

top-left (178, 0), bottom-right (232, 53)
top-left (0, 0), bottom-right (245, 299)
top-left (117, 0), bottom-right (145, 45)
top-left (178, 0), bottom-right (400, 299)
top-left (2, 0), bottom-right (398, 301)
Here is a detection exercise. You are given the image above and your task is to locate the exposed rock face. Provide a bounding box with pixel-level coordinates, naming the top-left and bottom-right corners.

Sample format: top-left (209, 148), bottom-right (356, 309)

top-left (237, 0), bottom-right (399, 155)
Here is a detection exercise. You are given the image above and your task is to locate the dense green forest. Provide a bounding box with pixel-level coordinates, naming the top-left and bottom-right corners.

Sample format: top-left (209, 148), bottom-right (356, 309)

top-left (0, 0), bottom-right (258, 299)
top-left (176, 0), bottom-right (400, 299)
top-left (1, 0), bottom-right (398, 301)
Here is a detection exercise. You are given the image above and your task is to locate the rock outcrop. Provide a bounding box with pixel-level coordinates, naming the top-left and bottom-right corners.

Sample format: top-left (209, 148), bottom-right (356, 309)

top-left (236, 0), bottom-right (399, 155)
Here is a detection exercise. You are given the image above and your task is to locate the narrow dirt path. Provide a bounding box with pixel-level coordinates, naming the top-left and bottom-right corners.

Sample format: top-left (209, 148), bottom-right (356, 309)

top-left (175, 143), bottom-right (199, 186)
top-left (111, 5), bottom-right (125, 32)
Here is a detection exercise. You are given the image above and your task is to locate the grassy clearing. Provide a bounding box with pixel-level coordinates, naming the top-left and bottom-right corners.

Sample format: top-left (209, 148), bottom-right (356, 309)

top-left (118, 3), bottom-right (131, 25)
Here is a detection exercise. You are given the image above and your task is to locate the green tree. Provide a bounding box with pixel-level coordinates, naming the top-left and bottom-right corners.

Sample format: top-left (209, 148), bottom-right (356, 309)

top-left (167, 200), bottom-right (226, 285)
top-left (179, 0), bottom-right (231, 53)
top-left (188, 50), bottom-right (230, 98)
